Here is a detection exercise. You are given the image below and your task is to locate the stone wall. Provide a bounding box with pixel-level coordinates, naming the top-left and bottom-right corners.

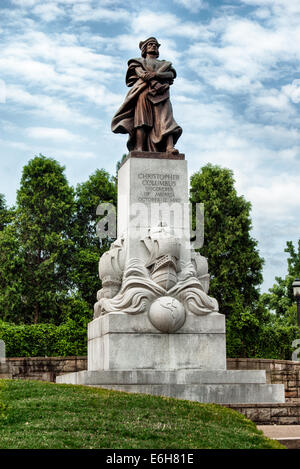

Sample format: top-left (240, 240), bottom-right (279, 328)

top-left (0, 357), bottom-right (87, 382)
top-left (223, 402), bottom-right (300, 425)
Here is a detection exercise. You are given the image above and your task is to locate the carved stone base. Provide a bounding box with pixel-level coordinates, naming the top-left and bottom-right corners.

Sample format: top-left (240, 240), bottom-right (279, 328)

top-left (87, 312), bottom-right (226, 372)
top-left (56, 312), bottom-right (286, 404)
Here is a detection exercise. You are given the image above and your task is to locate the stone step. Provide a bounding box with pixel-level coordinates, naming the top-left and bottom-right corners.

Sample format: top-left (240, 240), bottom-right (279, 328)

top-left (57, 369), bottom-right (269, 385)
top-left (0, 374), bottom-right (12, 379)
top-left (96, 383), bottom-right (284, 404)
top-left (56, 369), bottom-right (285, 404)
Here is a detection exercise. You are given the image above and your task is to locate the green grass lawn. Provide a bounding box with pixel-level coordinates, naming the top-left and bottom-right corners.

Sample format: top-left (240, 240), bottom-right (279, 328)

top-left (0, 379), bottom-right (284, 449)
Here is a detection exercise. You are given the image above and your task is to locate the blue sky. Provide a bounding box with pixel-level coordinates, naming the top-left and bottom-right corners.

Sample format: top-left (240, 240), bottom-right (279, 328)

top-left (0, 0), bottom-right (300, 292)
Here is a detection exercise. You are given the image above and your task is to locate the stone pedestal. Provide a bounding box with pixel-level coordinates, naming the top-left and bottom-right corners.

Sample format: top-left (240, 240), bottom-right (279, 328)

top-left (57, 308), bottom-right (284, 403)
top-left (117, 154), bottom-right (191, 266)
top-left (56, 151), bottom-right (285, 405)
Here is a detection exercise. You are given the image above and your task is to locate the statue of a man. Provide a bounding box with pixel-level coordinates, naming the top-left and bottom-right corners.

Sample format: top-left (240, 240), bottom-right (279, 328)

top-left (111, 37), bottom-right (182, 154)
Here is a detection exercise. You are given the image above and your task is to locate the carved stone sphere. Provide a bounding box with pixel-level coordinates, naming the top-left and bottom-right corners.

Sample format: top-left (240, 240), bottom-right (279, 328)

top-left (148, 296), bottom-right (185, 333)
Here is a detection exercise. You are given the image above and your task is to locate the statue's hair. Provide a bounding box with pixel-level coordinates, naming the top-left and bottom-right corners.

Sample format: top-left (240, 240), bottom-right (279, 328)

top-left (139, 37), bottom-right (160, 58)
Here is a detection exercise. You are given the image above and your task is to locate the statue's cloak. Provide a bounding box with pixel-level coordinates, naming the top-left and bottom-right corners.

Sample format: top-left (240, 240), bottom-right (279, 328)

top-left (111, 58), bottom-right (182, 152)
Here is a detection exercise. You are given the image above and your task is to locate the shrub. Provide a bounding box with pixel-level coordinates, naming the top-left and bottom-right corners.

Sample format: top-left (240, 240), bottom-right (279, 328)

top-left (226, 313), bottom-right (300, 360)
top-left (0, 318), bottom-right (88, 357)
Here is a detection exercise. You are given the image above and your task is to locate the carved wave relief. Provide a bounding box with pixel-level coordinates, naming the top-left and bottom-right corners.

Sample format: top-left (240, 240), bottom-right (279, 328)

top-left (94, 226), bottom-right (218, 327)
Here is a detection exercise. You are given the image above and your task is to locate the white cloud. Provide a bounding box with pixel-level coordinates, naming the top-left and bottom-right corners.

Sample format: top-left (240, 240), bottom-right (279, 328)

top-left (0, 120), bottom-right (18, 132)
top-left (26, 126), bottom-right (85, 142)
top-left (186, 12), bottom-right (300, 99)
top-left (283, 80), bottom-right (300, 104)
top-left (242, 124), bottom-right (300, 150)
top-left (253, 89), bottom-right (292, 111)
top-left (45, 148), bottom-right (97, 160)
top-left (1, 29), bottom-right (120, 73)
top-left (173, 77), bottom-right (204, 95)
top-left (71, 3), bottom-right (130, 23)
top-left (241, 0), bottom-right (300, 14)
top-left (173, 0), bottom-right (207, 13)
top-left (0, 137), bottom-right (97, 160)
top-left (254, 8), bottom-right (271, 20)
top-left (11, 0), bottom-right (40, 6)
top-left (33, 2), bottom-right (65, 22)
top-left (0, 79), bottom-right (6, 103)
top-left (0, 139), bottom-right (33, 152)
top-left (247, 176), bottom-right (300, 219)
top-left (0, 28), bottom-right (123, 114)
top-left (6, 85), bottom-right (100, 126)
top-left (211, 74), bottom-right (254, 93)
top-left (130, 11), bottom-right (213, 40)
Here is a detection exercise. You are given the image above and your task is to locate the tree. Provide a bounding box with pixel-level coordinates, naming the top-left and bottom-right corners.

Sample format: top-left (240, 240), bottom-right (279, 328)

top-left (0, 194), bottom-right (7, 231)
top-left (71, 169), bottom-right (117, 306)
top-left (0, 155), bottom-right (75, 324)
top-left (260, 239), bottom-right (300, 320)
top-left (116, 154), bottom-right (127, 175)
top-left (0, 194), bottom-right (14, 231)
top-left (190, 164), bottom-right (264, 318)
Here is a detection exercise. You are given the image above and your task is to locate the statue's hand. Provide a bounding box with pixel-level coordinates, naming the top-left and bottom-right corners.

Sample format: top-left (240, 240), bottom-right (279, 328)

top-left (144, 71), bottom-right (156, 81)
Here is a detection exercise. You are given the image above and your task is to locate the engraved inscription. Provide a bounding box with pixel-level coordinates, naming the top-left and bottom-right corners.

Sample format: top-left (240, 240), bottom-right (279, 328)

top-left (137, 173), bottom-right (181, 203)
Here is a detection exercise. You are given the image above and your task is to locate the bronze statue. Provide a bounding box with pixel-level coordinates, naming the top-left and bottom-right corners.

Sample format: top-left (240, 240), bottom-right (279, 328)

top-left (111, 37), bottom-right (182, 154)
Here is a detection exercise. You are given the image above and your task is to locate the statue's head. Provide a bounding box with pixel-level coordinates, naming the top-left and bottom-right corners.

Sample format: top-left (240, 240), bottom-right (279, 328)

top-left (139, 37), bottom-right (160, 58)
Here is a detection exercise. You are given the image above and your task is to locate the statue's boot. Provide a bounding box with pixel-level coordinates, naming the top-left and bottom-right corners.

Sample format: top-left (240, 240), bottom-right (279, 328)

top-left (166, 135), bottom-right (179, 155)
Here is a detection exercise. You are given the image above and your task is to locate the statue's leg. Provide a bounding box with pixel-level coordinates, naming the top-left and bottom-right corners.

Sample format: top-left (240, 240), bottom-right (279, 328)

top-left (166, 134), bottom-right (179, 155)
top-left (135, 126), bottom-right (147, 151)
top-left (134, 88), bottom-right (152, 151)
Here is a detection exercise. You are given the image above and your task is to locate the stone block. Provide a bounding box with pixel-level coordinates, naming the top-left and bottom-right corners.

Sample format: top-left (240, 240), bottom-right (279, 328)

top-left (92, 383), bottom-right (284, 404)
top-left (88, 312), bottom-right (226, 371)
top-left (56, 370), bottom-right (285, 404)
top-left (275, 363), bottom-right (284, 370)
top-left (270, 407), bottom-right (288, 417)
top-left (89, 331), bottom-right (226, 371)
top-left (286, 391), bottom-right (298, 398)
top-left (275, 416), bottom-right (299, 425)
top-left (245, 408), bottom-right (270, 422)
top-left (226, 359), bottom-right (237, 370)
top-left (57, 369), bottom-right (267, 386)
top-left (287, 405), bottom-right (300, 416)
top-left (260, 361), bottom-right (272, 370)
top-left (236, 361), bottom-right (249, 370)
top-left (90, 311), bottom-right (225, 335)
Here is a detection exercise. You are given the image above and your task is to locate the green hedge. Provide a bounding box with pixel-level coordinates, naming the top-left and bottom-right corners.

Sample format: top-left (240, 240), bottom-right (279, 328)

top-left (0, 319), bottom-right (88, 357)
top-left (1, 313), bottom-right (299, 360)
top-left (226, 318), bottom-right (300, 360)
